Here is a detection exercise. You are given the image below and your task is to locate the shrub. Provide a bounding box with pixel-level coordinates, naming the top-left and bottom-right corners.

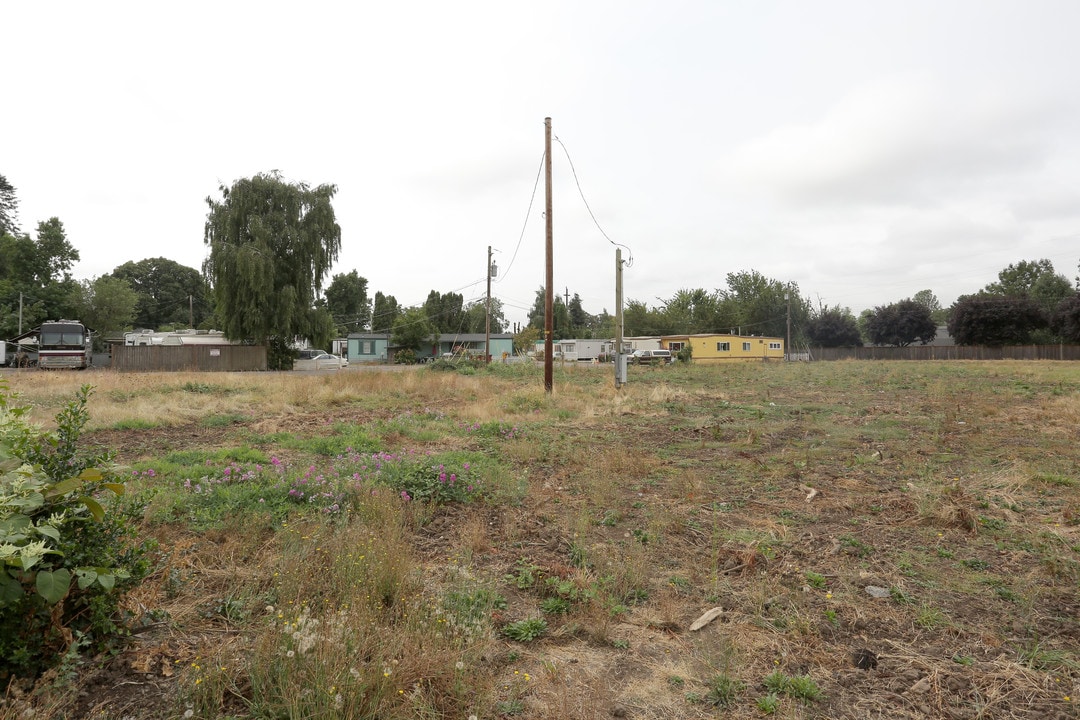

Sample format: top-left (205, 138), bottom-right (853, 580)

top-left (703, 673), bottom-right (745, 708)
top-left (0, 381), bottom-right (155, 678)
top-left (501, 617), bottom-right (547, 642)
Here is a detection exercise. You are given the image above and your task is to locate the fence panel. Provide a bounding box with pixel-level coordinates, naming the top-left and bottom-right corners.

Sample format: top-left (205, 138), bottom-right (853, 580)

top-left (809, 345), bottom-right (1080, 362)
top-left (111, 345), bottom-right (266, 372)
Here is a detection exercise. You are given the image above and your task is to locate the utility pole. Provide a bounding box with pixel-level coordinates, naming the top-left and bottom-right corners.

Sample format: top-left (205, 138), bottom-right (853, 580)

top-left (615, 248), bottom-right (626, 388)
top-left (786, 292), bottom-right (792, 361)
top-left (189, 295), bottom-right (194, 328)
top-left (485, 245), bottom-right (492, 363)
top-left (18, 292), bottom-right (23, 334)
top-left (544, 117), bottom-right (554, 394)
top-left (565, 287), bottom-right (569, 307)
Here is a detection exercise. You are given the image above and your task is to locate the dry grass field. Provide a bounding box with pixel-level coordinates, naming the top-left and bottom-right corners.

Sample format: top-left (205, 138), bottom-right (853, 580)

top-left (2, 360), bottom-right (1079, 719)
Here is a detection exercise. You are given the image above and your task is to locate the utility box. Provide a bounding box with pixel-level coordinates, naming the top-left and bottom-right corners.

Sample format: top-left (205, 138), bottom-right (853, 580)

top-left (615, 352), bottom-right (628, 387)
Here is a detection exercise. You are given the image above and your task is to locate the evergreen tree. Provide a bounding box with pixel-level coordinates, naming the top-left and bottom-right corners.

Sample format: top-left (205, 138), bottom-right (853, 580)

top-left (372, 291), bottom-right (400, 333)
top-left (0, 173), bottom-right (19, 236)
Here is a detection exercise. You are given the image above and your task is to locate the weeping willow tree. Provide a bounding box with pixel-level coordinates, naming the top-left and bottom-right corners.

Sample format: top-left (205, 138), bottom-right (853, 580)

top-left (203, 172), bottom-right (340, 369)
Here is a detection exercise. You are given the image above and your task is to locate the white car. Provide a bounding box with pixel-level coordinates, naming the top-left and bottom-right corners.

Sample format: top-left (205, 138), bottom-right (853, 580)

top-left (295, 353), bottom-right (348, 370)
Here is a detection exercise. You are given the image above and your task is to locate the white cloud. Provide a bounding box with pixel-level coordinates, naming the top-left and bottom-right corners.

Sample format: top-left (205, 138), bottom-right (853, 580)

top-left (726, 75), bottom-right (1053, 208)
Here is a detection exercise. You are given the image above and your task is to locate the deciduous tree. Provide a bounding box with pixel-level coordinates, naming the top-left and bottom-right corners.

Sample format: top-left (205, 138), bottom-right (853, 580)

top-left (1050, 293), bottom-right (1080, 343)
top-left (203, 172), bottom-right (341, 369)
top-left (623, 299), bottom-right (660, 336)
top-left (109, 257), bottom-right (210, 329)
top-left (462, 298), bottom-right (506, 334)
top-left (391, 307), bottom-right (436, 354)
top-left (721, 271), bottom-right (807, 341)
top-left (513, 325), bottom-right (540, 354)
top-left (912, 289), bottom-right (946, 324)
top-left (0, 218), bottom-right (81, 338)
top-left (866, 299), bottom-right (936, 346)
top-left (72, 276), bottom-right (138, 348)
top-left (323, 270), bottom-right (371, 334)
top-left (660, 288), bottom-right (720, 334)
top-left (982, 259), bottom-right (1072, 321)
top-left (984, 259), bottom-right (1056, 296)
top-left (947, 294), bottom-right (1046, 346)
top-left (807, 306), bottom-right (863, 347)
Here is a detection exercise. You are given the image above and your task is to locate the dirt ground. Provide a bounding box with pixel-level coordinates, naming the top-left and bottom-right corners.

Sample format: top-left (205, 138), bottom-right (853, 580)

top-left (5, 363), bottom-right (1080, 719)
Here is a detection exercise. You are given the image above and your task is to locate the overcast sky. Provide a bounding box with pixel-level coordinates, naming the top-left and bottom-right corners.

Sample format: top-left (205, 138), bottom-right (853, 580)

top-left (5, 1), bottom-right (1079, 328)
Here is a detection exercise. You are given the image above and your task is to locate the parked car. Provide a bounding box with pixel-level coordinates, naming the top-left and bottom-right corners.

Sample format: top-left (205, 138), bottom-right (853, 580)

top-left (295, 352), bottom-right (348, 370)
top-left (296, 348), bottom-right (328, 360)
top-left (631, 349), bottom-right (672, 365)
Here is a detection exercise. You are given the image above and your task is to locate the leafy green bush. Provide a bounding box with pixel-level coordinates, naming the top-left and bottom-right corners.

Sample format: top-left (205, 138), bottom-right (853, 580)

top-left (0, 381), bottom-right (155, 678)
top-left (501, 617), bottom-right (547, 642)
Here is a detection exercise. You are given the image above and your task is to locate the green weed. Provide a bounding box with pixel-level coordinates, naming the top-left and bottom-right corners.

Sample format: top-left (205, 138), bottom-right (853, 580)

top-left (501, 618), bottom-right (547, 642)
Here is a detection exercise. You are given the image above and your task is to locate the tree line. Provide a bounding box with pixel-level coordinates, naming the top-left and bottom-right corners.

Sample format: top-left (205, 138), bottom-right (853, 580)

top-left (805, 260), bottom-right (1080, 348)
top-left (5, 171), bottom-right (1080, 369)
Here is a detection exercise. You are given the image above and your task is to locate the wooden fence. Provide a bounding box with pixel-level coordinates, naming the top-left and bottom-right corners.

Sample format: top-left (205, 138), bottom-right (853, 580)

top-left (110, 345), bottom-right (267, 372)
top-left (808, 345), bottom-right (1080, 362)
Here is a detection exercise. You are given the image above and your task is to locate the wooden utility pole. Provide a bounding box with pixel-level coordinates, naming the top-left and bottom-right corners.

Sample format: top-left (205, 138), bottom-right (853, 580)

top-left (485, 245), bottom-right (492, 363)
top-left (786, 292), bottom-right (791, 361)
top-left (615, 248), bottom-right (626, 388)
top-left (544, 117), bottom-right (554, 394)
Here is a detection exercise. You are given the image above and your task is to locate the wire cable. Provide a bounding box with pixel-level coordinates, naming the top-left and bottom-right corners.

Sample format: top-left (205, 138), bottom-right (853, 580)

top-left (553, 134), bottom-right (634, 267)
top-left (495, 151), bottom-right (546, 285)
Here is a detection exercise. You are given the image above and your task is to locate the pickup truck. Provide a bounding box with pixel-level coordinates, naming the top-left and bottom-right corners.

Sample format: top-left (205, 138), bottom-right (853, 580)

top-left (631, 349), bottom-right (672, 365)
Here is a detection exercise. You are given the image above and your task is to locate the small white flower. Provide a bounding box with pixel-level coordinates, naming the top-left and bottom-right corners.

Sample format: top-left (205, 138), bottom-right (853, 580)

top-left (455, 661), bottom-right (465, 670)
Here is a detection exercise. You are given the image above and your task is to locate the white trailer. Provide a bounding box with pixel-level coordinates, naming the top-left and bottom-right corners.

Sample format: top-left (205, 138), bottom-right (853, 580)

top-left (125, 329), bottom-right (235, 346)
top-left (534, 338), bottom-right (615, 362)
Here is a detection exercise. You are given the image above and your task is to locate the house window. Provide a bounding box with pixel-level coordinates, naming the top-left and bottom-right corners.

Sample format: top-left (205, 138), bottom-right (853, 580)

top-left (769, 342), bottom-right (782, 350)
top-left (717, 342), bottom-right (730, 351)
top-left (669, 342), bottom-right (684, 351)
top-left (362, 341), bottom-right (372, 354)
top-left (742, 342), bottom-right (752, 352)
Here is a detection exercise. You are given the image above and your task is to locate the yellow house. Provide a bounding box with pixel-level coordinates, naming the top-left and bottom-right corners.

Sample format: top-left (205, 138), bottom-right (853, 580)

top-left (661, 334), bottom-right (784, 363)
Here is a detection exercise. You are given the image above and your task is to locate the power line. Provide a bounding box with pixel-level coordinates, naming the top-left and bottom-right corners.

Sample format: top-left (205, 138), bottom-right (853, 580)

top-left (553, 134), bottom-right (634, 267)
top-left (495, 151), bottom-right (546, 285)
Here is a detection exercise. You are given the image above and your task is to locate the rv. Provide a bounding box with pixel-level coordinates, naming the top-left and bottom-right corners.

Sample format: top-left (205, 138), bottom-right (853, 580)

top-left (37, 320), bottom-right (92, 369)
top-left (125, 329), bottom-right (235, 346)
